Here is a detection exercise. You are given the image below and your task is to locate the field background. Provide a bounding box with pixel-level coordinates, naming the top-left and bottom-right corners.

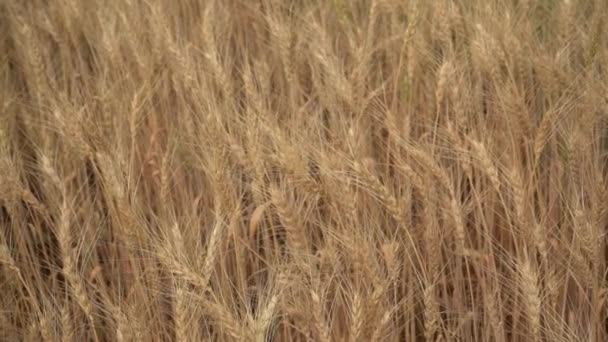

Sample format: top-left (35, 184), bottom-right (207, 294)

top-left (1, 0), bottom-right (607, 341)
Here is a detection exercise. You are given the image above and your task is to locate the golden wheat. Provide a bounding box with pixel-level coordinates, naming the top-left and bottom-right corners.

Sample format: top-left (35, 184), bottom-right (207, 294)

top-left (1, 0), bottom-right (607, 341)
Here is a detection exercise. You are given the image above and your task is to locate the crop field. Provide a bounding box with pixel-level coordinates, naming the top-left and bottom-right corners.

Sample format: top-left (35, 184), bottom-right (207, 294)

top-left (0, 0), bottom-right (607, 341)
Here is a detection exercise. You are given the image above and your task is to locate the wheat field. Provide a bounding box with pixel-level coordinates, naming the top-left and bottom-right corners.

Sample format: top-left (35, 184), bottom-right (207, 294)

top-left (1, 0), bottom-right (607, 341)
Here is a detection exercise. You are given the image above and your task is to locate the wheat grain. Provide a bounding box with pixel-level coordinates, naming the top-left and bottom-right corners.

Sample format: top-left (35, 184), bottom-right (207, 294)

top-left (57, 201), bottom-right (95, 329)
top-left (349, 292), bottom-right (364, 341)
top-left (174, 286), bottom-right (188, 342)
top-left (311, 290), bottom-right (331, 342)
top-left (423, 284), bottom-right (441, 341)
top-left (253, 294), bottom-right (279, 342)
top-left (269, 185), bottom-right (308, 254)
top-left (519, 259), bottom-right (542, 342)
top-left (468, 138), bottom-right (501, 190)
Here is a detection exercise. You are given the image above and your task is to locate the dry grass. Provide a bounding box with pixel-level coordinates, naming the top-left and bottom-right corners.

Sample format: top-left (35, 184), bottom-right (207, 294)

top-left (1, 0), bottom-right (607, 341)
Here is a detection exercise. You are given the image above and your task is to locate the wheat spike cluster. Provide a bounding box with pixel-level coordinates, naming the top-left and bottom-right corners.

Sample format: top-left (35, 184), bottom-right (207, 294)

top-left (1, 0), bottom-right (607, 341)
